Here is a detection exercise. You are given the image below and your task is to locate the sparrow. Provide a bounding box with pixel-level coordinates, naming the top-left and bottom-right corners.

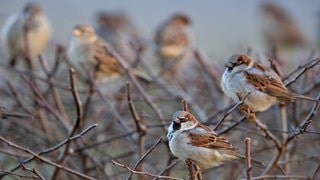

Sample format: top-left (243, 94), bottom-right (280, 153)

top-left (67, 24), bottom-right (150, 83)
top-left (154, 13), bottom-right (195, 81)
top-left (155, 13), bottom-right (193, 60)
top-left (95, 10), bottom-right (145, 65)
top-left (221, 54), bottom-right (318, 112)
top-left (1, 2), bottom-right (52, 67)
top-left (261, 2), bottom-right (307, 47)
top-left (167, 111), bottom-right (244, 169)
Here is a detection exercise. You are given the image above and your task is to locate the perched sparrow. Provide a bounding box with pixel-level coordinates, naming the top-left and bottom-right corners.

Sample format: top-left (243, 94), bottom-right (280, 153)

top-left (68, 24), bottom-right (123, 81)
top-left (167, 111), bottom-right (243, 169)
top-left (1, 2), bottom-right (51, 67)
top-left (154, 13), bottom-right (195, 80)
top-left (261, 2), bottom-right (307, 47)
top-left (68, 24), bottom-right (149, 83)
top-left (155, 13), bottom-right (193, 60)
top-left (95, 10), bottom-right (145, 65)
top-left (221, 54), bottom-right (317, 112)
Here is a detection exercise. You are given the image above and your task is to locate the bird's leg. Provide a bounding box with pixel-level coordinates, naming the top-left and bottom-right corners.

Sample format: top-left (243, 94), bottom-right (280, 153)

top-left (236, 92), bottom-right (256, 123)
top-left (25, 56), bottom-right (35, 73)
top-left (248, 111), bottom-right (257, 123)
top-left (237, 91), bottom-right (249, 114)
top-left (185, 159), bottom-right (195, 180)
top-left (193, 164), bottom-right (203, 180)
top-left (23, 22), bottom-right (35, 73)
top-left (9, 57), bottom-right (17, 67)
top-left (238, 104), bottom-right (257, 123)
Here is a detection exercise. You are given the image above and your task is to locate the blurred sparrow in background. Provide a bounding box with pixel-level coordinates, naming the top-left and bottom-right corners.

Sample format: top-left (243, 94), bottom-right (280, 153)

top-left (154, 13), bottom-right (195, 80)
top-left (68, 24), bottom-right (149, 83)
top-left (167, 111), bottom-right (250, 170)
top-left (221, 54), bottom-right (318, 113)
top-left (95, 10), bottom-right (145, 66)
top-left (261, 2), bottom-right (307, 48)
top-left (1, 2), bottom-right (52, 68)
top-left (68, 24), bottom-right (123, 81)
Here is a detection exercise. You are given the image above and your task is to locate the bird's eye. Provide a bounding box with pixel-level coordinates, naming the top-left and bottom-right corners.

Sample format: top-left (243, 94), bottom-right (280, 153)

top-left (227, 67), bottom-right (233, 73)
top-left (178, 117), bottom-right (187, 122)
top-left (172, 121), bottom-right (181, 131)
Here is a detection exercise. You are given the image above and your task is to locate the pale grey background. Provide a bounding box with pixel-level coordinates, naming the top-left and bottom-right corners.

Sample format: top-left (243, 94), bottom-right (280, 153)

top-left (0, 0), bottom-right (319, 57)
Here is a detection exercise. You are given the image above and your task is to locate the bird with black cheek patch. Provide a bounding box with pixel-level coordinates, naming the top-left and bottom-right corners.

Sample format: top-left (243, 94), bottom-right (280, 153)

top-left (167, 111), bottom-right (253, 170)
top-left (221, 54), bottom-right (318, 113)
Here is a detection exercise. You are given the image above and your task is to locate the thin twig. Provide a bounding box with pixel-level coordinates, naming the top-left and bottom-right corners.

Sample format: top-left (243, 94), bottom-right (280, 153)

top-left (126, 137), bottom-right (163, 180)
top-left (6, 80), bottom-right (34, 114)
top-left (0, 111), bottom-right (33, 120)
top-left (182, 99), bottom-right (189, 112)
top-left (52, 68), bottom-right (84, 179)
top-left (103, 44), bottom-right (165, 132)
top-left (126, 82), bottom-right (147, 177)
top-left (39, 55), bottom-right (70, 123)
top-left (140, 59), bottom-right (207, 122)
top-left (283, 58), bottom-right (320, 86)
top-left (154, 160), bottom-right (180, 179)
top-left (80, 62), bottom-right (136, 144)
top-left (250, 175), bottom-right (311, 180)
top-left (313, 162), bottom-right (320, 180)
top-left (112, 160), bottom-right (183, 180)
top-left (24, 76), bottom-right (71, 132)
top-left (214, 92), bottom-right (250, 131)
top-left (0, 124), bottom-right (97, 179)
top-left (193, 49), bottom-right (222, 92)
top-left (262, 94), bottom-right (320, 175)
top-left (127, 82), bottom-right (146, 135)
top-left (21, 164), bottom-right (45, 180)
top-left (0, 124), bottom-right (97, 178)
top-left (245, 137), bottom-right (252, 180)
top-left (217, 115), bottom-right (246, 135)
top-left (73, 130), bottom-right (136, 152)
top-left (0, 170), bottom-right (42, 179)
top-left (254, 117), bottom-right (281, 150)
top-left (0, 62), bottom-right (86, 93)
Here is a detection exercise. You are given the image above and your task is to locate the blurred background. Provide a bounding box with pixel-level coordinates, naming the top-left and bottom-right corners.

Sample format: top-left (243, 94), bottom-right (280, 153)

top-left (1, 0), bottom-right (319, 57)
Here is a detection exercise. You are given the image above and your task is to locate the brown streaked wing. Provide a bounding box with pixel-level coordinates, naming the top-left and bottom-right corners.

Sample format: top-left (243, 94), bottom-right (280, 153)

top-left (244, 71), bottom-right (292, 101)
top-left (187, 128), bottom-right (238, 151)
top-left (93, 40), bottom-right (123, 75)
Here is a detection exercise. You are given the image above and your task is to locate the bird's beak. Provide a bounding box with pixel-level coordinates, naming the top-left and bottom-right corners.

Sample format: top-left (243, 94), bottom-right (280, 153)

top-left (73, 29), bottom-right (81, 36)
top-left (225, 62), bottom-right (233, 68)
top-left (173, 119), bottom-right (180, 124)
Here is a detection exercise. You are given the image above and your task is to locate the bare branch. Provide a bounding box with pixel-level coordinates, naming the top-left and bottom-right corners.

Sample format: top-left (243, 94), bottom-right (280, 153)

top-left (126, 137), bottom-right (163, 180)
top-left (0, 124), bottom-right (97, 178)
top-left (182, 99), bottom-right (189, 112)
top-left (283, 58), bottom-right (320, 86)
top-left (0, 124), bottom-right (98, 180)
top-left (112, 160), bottom-right (183, 180)
top-left (245, 137), bottom-right (252, 180)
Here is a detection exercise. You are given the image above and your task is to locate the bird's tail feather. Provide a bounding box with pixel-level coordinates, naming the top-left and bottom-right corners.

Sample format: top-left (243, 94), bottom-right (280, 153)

top-left (295, 95), bottom-right (319, 102)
